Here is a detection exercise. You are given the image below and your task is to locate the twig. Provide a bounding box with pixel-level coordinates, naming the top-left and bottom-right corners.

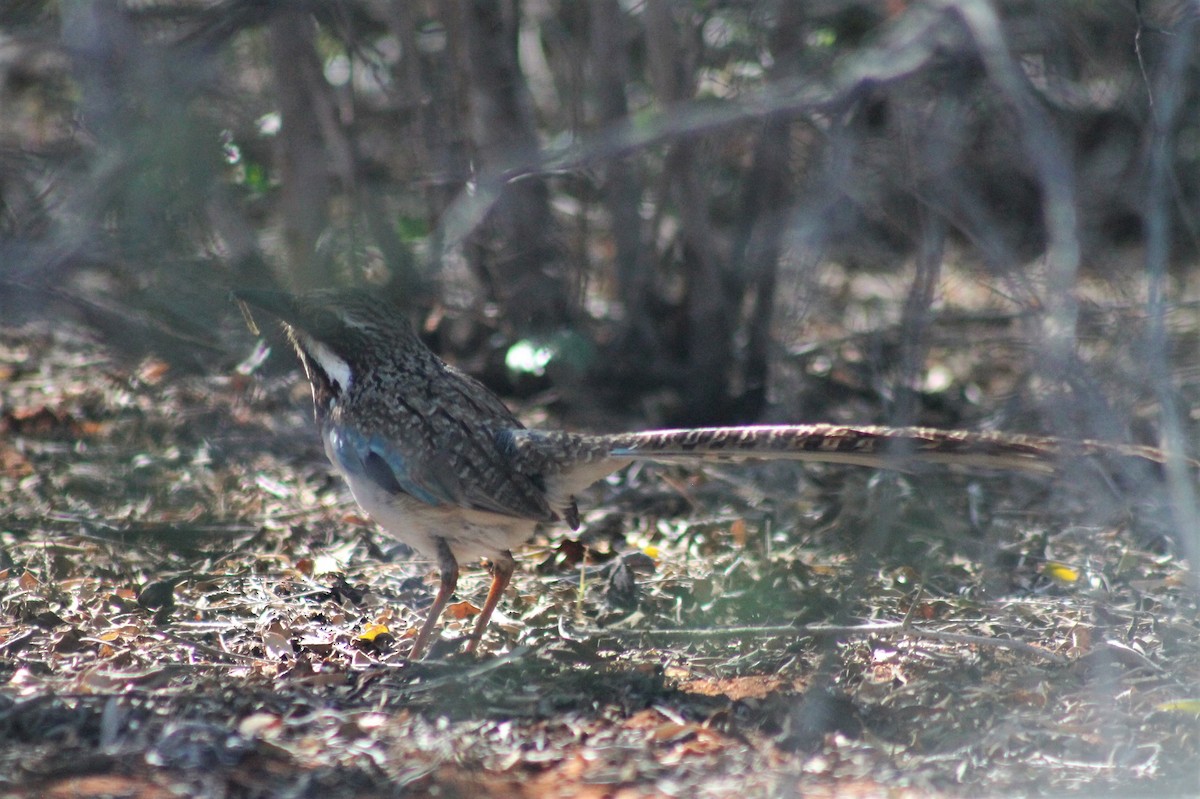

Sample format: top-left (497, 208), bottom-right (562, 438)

top-left (601, 620), bottom-right (1068, 665)
top-left (153, 629), bottom-right (262, 664)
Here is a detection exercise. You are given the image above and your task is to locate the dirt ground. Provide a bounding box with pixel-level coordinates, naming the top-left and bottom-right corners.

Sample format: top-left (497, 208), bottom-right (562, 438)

top-left (3, 289), bottom-right (1200, 798)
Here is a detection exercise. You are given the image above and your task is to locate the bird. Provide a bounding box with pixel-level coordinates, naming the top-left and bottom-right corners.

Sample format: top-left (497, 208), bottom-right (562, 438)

top-left (234, 288), bottom-right (1185, 659)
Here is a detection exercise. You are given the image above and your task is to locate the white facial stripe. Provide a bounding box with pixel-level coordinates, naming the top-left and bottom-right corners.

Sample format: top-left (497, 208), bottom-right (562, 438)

top-left (342, 313), bottom-right (368, 330)
top-left (298, 332), bottom-right (352, 391)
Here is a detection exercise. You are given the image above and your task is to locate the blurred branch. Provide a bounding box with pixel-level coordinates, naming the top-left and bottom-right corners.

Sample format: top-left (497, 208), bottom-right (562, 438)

top-left (945, 0), bottom-right (1081, 376)
top-left (1141, 6), bottom-right (1199, 581)
top-left (435, 4), bottom-right (955, 259)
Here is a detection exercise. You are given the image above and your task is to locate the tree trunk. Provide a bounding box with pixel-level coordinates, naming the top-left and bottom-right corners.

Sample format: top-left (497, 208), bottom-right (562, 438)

top-left (267, 6), bottom-right (331, 290)
top-left (589, 0), bottom-right (656, 350)
top-left (734, 5), bottom-right (805, 419)
top-left (386, 2), bottom-right (470, 279)
top-left (645, 0), bottom-right (735, 423)
top-left (458, 0), bottom-right (571, 330)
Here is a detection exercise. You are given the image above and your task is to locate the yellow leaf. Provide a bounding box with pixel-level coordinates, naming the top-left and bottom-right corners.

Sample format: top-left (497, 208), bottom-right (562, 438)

top-left (358, 623), bottom-right (390, 642)
top-left (1155, 699), bottom-right (1200, 715)
top-left (1043, 562), bottom-right (1079, 585)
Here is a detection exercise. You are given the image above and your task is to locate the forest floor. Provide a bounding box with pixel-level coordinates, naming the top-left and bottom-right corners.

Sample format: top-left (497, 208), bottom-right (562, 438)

top-left (3, 279), bottom-right (1200, 798)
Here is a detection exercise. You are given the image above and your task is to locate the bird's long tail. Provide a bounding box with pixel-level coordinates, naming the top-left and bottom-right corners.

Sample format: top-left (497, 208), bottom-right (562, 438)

top-left (605, 425), bottom-right (1189, 473)
top-left (509, 424), bottom-right (1188, 477)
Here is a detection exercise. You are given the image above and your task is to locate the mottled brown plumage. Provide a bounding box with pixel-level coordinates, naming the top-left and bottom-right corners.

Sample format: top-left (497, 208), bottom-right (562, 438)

top-left (236, 288), bottom-right (1183, 659)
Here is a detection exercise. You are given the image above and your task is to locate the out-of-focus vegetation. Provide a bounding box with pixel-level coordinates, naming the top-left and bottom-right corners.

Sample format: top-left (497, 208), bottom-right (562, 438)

top-left (1, 1), bottom-right (1198, 429)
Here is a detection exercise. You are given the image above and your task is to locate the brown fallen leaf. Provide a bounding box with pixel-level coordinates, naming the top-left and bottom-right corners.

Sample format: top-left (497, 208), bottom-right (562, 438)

top-left (446, 600), bottom-right (481, 620)
top-left (730, 517), bottom-right (747, 547)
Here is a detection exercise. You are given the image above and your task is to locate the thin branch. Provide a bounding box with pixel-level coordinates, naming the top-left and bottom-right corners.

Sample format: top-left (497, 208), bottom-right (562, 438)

top-left (1133, 0), bottom-right (1155, 115)
top-left (600, 620), bottom-right (1068, 665)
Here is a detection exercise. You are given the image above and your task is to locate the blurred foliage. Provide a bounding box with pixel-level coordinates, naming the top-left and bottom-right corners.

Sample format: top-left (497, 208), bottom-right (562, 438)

top-left (1, 0), bottom-right (1198, 421)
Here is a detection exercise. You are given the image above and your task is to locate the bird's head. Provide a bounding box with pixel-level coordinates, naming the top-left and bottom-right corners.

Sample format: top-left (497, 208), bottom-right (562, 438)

top-left (234, 288), bottom-right (418, 415)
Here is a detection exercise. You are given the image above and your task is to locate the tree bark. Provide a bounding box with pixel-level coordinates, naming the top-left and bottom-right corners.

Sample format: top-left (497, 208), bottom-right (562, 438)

top-left (458, 0), bottom-right (571, 329)
top-left (645, 0), bottom-right (734, 423)
top-left (734, 4), bottom-right (805, 419)
top-left (386, 2), bottom-right (470, 268)
top-left (589, 0), bottom-right (655, 349)
top-left (268, 6), bottom-right (331, 290)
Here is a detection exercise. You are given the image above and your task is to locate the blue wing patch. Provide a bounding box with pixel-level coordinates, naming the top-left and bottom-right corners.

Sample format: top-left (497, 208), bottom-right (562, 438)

top-left (327, 426), bottom-right (446, 507)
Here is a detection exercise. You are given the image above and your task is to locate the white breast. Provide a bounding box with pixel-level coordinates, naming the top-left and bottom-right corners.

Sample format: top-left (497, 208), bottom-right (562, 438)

top-left (322, 427), bottom-right (539, 564)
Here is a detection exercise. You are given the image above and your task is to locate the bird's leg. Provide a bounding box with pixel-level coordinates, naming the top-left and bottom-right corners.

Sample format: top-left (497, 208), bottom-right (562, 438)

top-left (465, 550), bottom-right (516, 654)
top-left (407, 538), bottom-right (458, 660)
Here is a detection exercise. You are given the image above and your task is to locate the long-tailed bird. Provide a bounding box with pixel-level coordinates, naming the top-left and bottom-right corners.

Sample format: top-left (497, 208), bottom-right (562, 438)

top-left (235, 288), bottom-right (1181, 658)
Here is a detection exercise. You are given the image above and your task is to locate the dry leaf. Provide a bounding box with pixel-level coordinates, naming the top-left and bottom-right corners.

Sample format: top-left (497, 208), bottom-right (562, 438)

top-left (446, 600), bottom-right (481, 620)
top-left (262, 630), bottom-right (292, 660)
top-left (137, 358), bottom-right (170, 385)
top-left (238, 712), bottom-right (283, 738)
top-left (730, 518), bottom-right (747, 548)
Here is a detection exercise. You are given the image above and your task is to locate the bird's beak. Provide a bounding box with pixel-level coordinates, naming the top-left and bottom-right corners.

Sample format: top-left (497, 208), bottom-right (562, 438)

top-left (232, 289), bottom-right (300, 336)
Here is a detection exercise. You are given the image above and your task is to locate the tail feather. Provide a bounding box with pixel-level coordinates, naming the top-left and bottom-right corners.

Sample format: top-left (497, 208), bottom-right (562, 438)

top-left (604, 425), bottom-right (1060, 473)
top-left (605, 425), bottom-right (1187, 473)
top-left (509, 424), bottom-right (1186, 477)
top-left (503, 424), bottom-right (1190, 520)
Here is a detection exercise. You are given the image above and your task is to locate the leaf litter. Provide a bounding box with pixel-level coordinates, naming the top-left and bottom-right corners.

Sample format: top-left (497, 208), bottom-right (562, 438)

top-left (1, 314), bottom-right (1200, 797)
